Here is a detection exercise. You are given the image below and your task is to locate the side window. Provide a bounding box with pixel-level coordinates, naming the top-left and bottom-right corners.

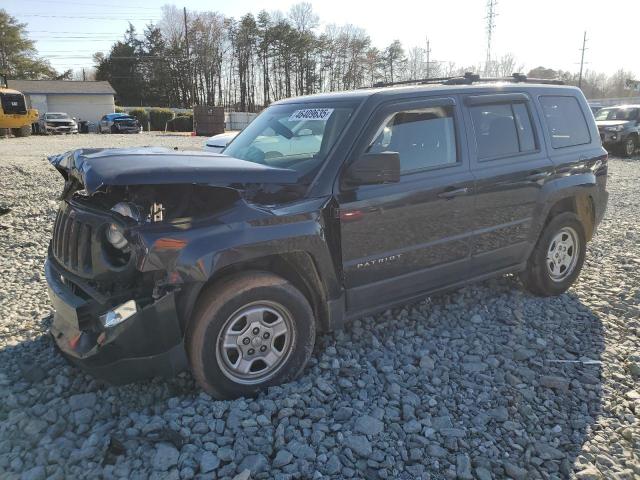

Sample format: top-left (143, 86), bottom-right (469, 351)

top-left (539, 96), bottom-right (591, 148)
top-left (366, 106), bottom-right (457, 173)
top-left (469, 102), bottom-right (536, 160)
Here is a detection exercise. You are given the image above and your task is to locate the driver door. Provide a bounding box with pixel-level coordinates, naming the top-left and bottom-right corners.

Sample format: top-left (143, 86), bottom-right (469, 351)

top-left (337, 97), bottom-right (477, 314)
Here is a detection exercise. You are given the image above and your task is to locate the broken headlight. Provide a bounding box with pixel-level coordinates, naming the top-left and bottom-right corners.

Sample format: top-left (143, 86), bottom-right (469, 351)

top-left (106, 202), bottom-right (142, 249)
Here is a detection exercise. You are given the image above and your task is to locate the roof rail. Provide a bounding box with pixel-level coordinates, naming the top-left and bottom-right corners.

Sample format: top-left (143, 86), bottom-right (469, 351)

top-left (372, 72), bottom-right (564, 88)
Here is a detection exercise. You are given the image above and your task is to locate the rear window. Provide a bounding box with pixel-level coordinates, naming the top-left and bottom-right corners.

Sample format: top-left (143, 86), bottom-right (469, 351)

top-left (469, 103), bottom-right (536, 160)
top-left (539, 96), bottom-right (591, 148)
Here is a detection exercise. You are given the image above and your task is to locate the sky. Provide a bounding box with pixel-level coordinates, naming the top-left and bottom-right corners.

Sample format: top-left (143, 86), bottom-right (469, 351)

top-left (5, 0), bottom-right (640, 79)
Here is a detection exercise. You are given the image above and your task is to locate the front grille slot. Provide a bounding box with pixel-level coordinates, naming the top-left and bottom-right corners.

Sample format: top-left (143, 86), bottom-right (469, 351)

top-left (52, 207), bottom-right (94, 275)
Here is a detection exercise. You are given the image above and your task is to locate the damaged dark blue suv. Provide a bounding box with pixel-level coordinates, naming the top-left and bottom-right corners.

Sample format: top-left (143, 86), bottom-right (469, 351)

top-left (46, 74), bottom-right (608, 399)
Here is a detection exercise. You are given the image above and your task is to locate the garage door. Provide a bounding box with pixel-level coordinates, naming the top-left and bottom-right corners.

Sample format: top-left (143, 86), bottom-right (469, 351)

top-left (47, 94), bottom-right (115, 123)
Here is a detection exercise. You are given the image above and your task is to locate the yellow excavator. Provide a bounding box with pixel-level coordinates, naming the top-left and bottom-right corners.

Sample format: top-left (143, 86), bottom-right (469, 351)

top-left (0, 74), bottom-right (38, 137)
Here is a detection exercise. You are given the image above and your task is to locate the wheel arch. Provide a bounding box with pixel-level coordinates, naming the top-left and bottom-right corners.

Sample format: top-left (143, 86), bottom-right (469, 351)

top-left (187, 251), bottom-right (336, 334)
top-left (545, 192), bottom-right (595, 240)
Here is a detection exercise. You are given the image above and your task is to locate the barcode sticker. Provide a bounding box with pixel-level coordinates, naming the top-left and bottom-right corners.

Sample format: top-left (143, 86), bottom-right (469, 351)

top-left (288, 108), bottom-right (334, 121)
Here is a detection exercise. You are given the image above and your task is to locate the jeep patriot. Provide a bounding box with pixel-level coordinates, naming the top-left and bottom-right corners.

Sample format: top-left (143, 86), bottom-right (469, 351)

top-left (46, 74), bottom-right (608, 398)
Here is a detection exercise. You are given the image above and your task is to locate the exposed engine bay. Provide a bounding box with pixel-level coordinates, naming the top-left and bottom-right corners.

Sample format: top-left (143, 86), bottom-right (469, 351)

top-left (70, 184), bottom-right (242, 225)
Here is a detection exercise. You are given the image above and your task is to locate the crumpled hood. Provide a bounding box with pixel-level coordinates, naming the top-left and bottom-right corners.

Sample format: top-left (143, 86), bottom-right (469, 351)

top-left (48, 147), bottom-right (299, 195)
top-left (596, 120), bottom-right (631, 128)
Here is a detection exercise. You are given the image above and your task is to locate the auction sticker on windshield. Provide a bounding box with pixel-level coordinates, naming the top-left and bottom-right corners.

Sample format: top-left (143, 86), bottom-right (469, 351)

top-left (288, 108), bottom-right (334, 121)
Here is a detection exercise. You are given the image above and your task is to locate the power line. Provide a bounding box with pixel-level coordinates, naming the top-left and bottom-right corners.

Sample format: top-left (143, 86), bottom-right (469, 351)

top-left (18, 0), bottom-right (160, 10)
top-left (28, 30), bottom-right (132, 34)
top-left (19, 14), bottom-right (160, 20)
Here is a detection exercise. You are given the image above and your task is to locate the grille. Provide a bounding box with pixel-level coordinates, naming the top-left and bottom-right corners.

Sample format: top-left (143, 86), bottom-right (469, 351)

top-left (52, 208), bottom-right (93, 275)
top-left (0, 93), bottom-right (27, 114)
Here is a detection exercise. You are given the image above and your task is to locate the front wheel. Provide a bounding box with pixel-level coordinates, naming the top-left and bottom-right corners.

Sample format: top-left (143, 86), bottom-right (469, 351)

top-left (12, 125), bottom-right (32, 137)
top-left (520, 212), bottom-right (586, 296)
top-left (621, 137), bottom-right (637, 157)
top-left (188, 272), bottom-right (316, 399)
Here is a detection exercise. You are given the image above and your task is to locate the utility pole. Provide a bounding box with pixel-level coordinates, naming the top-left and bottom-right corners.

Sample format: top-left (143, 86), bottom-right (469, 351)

top-left (183, 7), bottom-right (194, 107)
top-left (425, 38), bottom-right (431, 78)
top-left (82, 68), bottom-right (86, 81)
top-left (484, 0), bottom-right (497, 76)
top-left (578, 31), bottom-right (587, 89)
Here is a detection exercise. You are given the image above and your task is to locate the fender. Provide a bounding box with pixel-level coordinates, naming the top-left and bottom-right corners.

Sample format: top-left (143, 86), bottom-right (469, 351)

top-left (527, 172), bottom-right (598, 252)
top-left (138, 196), bottom-right (343, 302)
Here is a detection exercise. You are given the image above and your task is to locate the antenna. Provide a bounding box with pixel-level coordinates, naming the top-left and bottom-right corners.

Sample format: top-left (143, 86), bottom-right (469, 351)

top-left (484, 0), bottom-right (497, 76)
top-left (578, 31), bottom-right (587, 88)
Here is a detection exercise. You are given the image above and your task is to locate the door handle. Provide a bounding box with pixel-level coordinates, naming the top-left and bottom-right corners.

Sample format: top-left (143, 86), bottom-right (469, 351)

top-left (438, 187), bottom-right (469, 199)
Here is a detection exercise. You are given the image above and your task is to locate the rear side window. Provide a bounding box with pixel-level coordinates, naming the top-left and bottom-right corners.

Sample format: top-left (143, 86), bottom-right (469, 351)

top-left (539, 96), bottom-right (591, 148)
top-left (367, 106), bottom-right (457, 173)
top-left (469, 103), bottom-right (536, 160)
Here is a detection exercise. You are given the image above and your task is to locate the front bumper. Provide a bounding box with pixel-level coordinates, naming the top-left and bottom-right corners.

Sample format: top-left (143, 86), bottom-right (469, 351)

top-left (599, 130), bottom-right (628, 146)
top-left (46, 259), bottom-right (188, 384)
top-left (45, 126), bottom-right (78, 134)
top-left (114, 126), bottom-right (141, 133)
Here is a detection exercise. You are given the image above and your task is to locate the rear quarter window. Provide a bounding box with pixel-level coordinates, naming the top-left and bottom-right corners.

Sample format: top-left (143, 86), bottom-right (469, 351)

top-left (539, 96), bottom-right (591, 148)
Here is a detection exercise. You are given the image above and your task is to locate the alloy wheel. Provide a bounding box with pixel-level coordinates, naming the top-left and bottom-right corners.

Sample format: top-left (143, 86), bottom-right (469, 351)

top-left (216, 301), bottom-right (295, 384)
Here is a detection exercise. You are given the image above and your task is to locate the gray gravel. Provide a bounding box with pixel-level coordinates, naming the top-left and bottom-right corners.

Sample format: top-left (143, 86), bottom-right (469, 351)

top-left (1, 133), bottom-right (639, 480)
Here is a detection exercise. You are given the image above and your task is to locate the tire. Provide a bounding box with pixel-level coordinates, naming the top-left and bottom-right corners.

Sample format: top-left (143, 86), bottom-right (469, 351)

top-left (188, 272), bottom-right (316, 399)
top-left (111, 125), bottom-right (118, 134)
top-left (520, 212), bottom-right (586, 296)
top-left (621, 136), bottom-right (637, 157)
top-left (12, 125), bottom-right (32, 137)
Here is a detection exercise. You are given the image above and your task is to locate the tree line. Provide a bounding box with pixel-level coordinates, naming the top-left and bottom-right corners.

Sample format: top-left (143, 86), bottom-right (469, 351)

top-left (2, 6), bottom-right (636, 109)
top-left (92, 3), bottom-right (638, 110)
top-left (93, 4), bottom-right (541, 110)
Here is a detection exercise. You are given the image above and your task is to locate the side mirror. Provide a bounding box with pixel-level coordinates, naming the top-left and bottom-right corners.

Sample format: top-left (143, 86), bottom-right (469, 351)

top-left (345, 151), bottom-right (400, 185)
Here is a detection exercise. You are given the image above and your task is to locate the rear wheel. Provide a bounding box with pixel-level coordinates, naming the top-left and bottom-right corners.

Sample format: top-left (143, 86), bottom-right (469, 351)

top-left (188, 272), bottom-right (316, 399)
top-left (12, 125), bottom-right (32, 137)
top-left (520, 212), bottom-right (586, 296)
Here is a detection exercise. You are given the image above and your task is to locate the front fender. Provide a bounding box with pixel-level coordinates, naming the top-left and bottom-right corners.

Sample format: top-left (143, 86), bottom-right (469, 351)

top-left (137, 197), bottom-right (343, 299)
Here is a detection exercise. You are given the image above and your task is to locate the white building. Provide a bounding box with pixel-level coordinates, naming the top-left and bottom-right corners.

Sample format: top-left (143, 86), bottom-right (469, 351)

top-left (7, 80), bottom-right (116, 123)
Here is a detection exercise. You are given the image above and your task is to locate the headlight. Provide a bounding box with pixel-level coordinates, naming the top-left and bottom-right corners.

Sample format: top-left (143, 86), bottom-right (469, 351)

top-left (105, 202), bottom-right (142, 249)
top-left (106, 223), bottom-right (128, 249)
top-left (604, 125), bottom-right (624, 132)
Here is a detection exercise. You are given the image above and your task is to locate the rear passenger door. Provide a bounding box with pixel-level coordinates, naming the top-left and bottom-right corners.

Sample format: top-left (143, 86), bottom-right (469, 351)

top-left (337, 97), bottom-right (476, 314)
top-left (463, 93), bottom-right (554, 273)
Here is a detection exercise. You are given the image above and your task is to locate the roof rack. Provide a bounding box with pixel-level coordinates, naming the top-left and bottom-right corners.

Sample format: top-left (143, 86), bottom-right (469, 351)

top-left (372, 72), bottom-right (564, 88)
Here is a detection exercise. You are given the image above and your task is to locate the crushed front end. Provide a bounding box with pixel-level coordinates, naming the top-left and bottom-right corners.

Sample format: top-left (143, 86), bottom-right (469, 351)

top-left (44, 147), bottom-right (300, 383)
top-left (46, 199), bottom-right (190, 383)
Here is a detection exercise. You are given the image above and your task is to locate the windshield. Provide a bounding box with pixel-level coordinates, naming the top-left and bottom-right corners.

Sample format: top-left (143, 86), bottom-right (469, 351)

top-left (223, 102), bottom-right (355, 178)
top-left (595, 107), bottom-right (638, 121)
top-left (46, 113), bottom-right (70, 119)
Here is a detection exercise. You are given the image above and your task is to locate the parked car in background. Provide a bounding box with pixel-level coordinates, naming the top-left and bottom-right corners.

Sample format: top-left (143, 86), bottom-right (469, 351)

top-left (589, 104), bottom-right (603, 115)
top-left (38, 112), bottom-right (78, 135)
top-left (203, 131), bottom-right (239, 153)
top-left (595, 105), bottom-right (640, 157)
top-left (99, 113), bottom-right (141, 134)
top-left (45, 74), bottom-right (608, 398)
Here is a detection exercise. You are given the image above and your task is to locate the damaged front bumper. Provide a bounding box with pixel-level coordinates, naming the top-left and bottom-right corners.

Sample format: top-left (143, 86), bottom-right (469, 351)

top-left (46, 258), bottom-right (188, 384)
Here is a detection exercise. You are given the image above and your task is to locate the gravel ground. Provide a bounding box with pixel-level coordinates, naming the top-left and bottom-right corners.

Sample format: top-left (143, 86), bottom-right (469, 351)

top-left (0, 133), bottom-right (638, 480)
